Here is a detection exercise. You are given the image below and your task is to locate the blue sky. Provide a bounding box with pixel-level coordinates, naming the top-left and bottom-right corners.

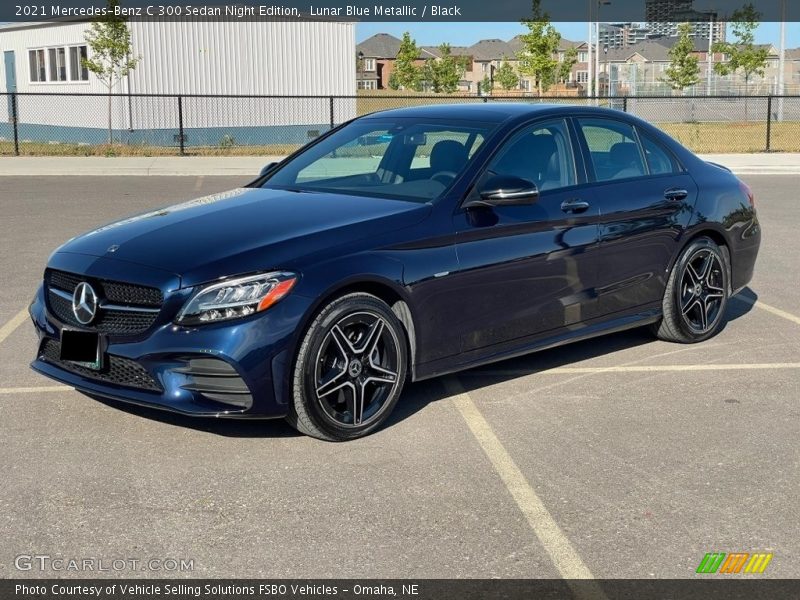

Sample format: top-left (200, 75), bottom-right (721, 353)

top-left (357, 22), bottom-right (800, 48)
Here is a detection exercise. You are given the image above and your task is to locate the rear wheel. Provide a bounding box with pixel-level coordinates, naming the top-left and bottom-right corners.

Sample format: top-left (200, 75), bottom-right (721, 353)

top-left (653, 237), bottom-right (730, 343)
top-left (287, 293), bottom-right (408, 441)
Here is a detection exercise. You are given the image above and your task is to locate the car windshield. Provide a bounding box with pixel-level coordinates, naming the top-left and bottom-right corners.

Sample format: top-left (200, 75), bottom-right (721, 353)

top-left (260, 118), bottom-right (497, 202)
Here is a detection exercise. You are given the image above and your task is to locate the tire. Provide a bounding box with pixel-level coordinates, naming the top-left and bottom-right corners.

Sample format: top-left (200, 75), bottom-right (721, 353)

top-left (286, 293), bottom-right (408, 441)
top-left (653, 237), bottom-right (730, 344)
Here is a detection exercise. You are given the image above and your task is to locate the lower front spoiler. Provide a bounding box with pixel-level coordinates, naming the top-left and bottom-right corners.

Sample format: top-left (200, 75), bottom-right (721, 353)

top-left (31, 358), bottom-right (283, 420)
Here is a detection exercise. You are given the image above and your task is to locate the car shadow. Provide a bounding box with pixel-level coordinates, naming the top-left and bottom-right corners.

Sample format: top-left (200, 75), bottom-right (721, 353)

top-left (85, 287), bottom-right (758, 438)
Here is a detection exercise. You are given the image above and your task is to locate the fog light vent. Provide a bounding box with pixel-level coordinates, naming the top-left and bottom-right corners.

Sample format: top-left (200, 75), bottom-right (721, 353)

top-left (175, 357), bottom-right (252, 409)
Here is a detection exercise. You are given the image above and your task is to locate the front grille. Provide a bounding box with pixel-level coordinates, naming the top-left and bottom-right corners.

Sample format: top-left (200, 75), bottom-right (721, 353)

top-left (45, 269), bottom-right (163, 336)
top-left (40, 339), bottom-right (162, 392)
top-left (102, 281), bottom-right (162, 307)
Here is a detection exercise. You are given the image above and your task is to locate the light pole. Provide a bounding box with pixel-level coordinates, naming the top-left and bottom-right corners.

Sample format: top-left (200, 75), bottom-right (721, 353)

top-left (587, 0), bottom-right (593, 100)
top-left (706, 11), bottom-right (714, 96)
top-left (356, 50), bottom-right (364, 89)
top-left (594, 1), bottom-right (611, 105)
top-left (778, 0), bottom-right (786, 120)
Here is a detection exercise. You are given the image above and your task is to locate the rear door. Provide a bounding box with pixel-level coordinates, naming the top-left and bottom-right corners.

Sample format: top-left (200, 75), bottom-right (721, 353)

top-left (451, 118), bottom-right (602, 354)
top-left (574, 117), bottom-right (697, 316)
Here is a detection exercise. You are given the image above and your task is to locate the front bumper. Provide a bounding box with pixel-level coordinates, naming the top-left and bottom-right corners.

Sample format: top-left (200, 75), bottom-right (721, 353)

top-left (29, 282), bottom-right (311, 419)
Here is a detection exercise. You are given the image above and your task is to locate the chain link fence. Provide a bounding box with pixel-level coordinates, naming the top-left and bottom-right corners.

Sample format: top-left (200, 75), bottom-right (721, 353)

top-left (2, 92), bottom-right (800, 156)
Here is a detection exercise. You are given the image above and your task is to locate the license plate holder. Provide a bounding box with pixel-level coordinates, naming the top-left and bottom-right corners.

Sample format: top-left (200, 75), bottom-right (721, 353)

top-left (60, 330), bottom-right (104, 370)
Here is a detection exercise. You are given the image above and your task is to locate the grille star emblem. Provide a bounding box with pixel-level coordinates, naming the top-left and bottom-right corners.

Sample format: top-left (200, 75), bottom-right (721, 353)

top-left (72, 282), bottom-right (99, 325)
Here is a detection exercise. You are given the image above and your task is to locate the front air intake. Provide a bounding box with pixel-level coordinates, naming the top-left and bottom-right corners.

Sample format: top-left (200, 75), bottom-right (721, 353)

top-left (174, 357), bottom-right (253, 409)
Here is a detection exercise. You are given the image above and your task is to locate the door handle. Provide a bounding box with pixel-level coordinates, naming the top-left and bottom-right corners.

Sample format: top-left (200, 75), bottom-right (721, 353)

top-left (561, 199), bottom-right (590, 213)
top-left (664, 188), bottom-right (688, 201)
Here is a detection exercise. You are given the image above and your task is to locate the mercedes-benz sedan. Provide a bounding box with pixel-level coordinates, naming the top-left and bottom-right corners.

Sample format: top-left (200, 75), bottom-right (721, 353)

top-left (30, 104), bottom-right (761, 440)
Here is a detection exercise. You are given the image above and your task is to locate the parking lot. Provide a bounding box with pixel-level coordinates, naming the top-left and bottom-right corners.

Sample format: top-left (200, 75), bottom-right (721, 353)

top-left (0, 174), bottom-right (798, 579)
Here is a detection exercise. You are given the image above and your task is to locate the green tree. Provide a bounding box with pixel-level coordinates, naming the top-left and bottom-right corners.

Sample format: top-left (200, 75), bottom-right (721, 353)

top-left (557, 46), bottom-right (578, 84)
top-left (479, 74), bottom-right (493, 95)
top-left (423, 44), bottom-right (468, 93)
top-left (516, 0), bottom-right (561, 95)
top-left (82, 0), bottom-right (140, 144)
top-left (712, 2), bottom-right (768, 116)
top-left (495, 59), bottom-right (520, 91)
top-left (662, 23), bottom-right (701, 93)
top-left (393, 32), bottom-right (422, 91)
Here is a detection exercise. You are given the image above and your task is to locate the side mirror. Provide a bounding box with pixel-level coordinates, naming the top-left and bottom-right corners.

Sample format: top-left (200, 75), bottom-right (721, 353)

top-left (259, 162), bottom-right (280, 177)
top-left (464, 175), bottom-right (539, 208)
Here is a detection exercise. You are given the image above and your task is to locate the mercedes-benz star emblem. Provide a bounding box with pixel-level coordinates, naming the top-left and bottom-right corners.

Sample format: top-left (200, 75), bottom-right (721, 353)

top-left (72, 282), bottom-right (99, 325)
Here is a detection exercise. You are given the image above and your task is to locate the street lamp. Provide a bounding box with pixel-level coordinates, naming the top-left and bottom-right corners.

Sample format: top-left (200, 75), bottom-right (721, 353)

top-left (356, 51), bottom-right (364, 89)
top-left (594, 0), bottom-right (611, 105)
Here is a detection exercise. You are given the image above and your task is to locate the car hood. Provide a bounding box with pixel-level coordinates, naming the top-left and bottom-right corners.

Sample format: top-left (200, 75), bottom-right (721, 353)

top-left (57, 187), bottom-right (431, 287)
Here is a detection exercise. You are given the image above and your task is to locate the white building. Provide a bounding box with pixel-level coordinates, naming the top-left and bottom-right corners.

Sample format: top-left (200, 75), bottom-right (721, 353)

top-left (0, 19), bottom-right (356, 147)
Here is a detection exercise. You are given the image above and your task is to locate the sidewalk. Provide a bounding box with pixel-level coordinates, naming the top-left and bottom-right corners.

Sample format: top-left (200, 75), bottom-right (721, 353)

top-left (0, 153), bottom-right (798, 177)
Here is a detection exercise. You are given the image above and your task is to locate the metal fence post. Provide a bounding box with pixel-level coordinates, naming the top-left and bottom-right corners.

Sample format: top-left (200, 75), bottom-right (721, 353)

top-left (622, 97), bottom-right (628, 113)
top-left (177, 95), bottom-right (185, 156)
top-left (765, 95), bottom-right (773, 152)
top-left (329, 96), bottom-right (335, 129)
top-left (10, 93), bottom-right (19, 156)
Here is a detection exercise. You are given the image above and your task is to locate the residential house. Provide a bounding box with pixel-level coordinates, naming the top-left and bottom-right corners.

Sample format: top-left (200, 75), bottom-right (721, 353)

top-left (356, 33), bottom-right (402, 90)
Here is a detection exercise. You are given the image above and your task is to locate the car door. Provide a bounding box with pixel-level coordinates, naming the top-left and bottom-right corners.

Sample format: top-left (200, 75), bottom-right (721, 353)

top-left (451, 118), bottom-right (602, 355)
top-left (574, 117), bottom-right (698, 316)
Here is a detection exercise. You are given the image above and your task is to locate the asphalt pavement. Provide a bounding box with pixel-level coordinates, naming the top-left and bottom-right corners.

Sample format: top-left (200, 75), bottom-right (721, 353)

top-left (0, 175), bottom-right (798, 579)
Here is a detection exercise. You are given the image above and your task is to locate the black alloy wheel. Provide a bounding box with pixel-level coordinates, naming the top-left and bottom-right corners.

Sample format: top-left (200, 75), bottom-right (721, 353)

top-left (288, 293), bottom-right (408, 441)
top-left (653, 237), bottom-right (730, 344)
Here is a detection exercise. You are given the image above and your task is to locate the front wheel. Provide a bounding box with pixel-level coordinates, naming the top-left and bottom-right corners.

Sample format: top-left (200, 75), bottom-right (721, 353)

top-left (653, 237), bottom-right (730, 344)
top-left (287, 293), bottom-right (408, 441)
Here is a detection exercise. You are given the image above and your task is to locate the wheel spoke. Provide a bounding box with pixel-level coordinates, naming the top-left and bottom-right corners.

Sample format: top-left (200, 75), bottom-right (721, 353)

top-left (682, 296), bottom-right (700, 316)
top-left (706, 281), bottom-right (724, 293)
top-left (357, 317), bottom-right (385, 356)
top-left (316, 368), bottom-right (348, 398)
top-left (330, 325), bottom-right (357, 357)
top-left (698, 252), bottom-right (714, 282)
top-left (705, 291), bottom-right (724, 300)
top-left (365, 361), bottom-right (398, 386)
top-left (685, 262), bottom-right (701, 286)
top-left (699, 298), bottom-right (709, 330)
top-left (348, 381), bottom-right (366, 425)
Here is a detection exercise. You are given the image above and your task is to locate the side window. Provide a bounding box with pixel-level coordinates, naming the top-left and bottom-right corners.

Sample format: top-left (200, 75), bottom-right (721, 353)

top-left (487, 119), bottom-right (576, 192)
top-left (578, 118), bottom-right (646, 182)
top-left (640, 133), bottom-right (679, 175)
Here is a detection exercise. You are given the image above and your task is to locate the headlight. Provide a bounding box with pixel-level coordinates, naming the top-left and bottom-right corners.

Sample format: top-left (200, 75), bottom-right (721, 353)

top-left (176, 272), bottom-right (297, 325)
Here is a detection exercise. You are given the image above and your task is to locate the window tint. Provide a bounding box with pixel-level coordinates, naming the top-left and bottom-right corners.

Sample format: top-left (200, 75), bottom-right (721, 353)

top-left (487, 119), bottom-right (576, 191)
top-left (578, 119), bottom-right (646, 182)
top-left (641, 133), bottom-right (678, 175)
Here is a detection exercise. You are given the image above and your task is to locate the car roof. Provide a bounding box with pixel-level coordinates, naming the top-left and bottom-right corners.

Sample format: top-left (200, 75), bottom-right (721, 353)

top-left (360, 102), bottom-right (624, 123)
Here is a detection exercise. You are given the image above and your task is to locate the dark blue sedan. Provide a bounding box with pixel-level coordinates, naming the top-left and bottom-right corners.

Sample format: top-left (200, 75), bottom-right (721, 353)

top-left (30, 104), bottom-right (761, 440)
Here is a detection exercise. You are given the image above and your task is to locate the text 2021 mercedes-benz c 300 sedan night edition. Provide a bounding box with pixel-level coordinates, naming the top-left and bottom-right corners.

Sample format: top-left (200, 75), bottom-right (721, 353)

top-left (30, 104), bottom-right (760, 440)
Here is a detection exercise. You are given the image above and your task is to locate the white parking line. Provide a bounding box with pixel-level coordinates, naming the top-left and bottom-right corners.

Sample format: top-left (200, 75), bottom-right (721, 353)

top-left (753, 300), bottom-right (800, 327)
top-left (0, 309), bottom-right (29, 345)
top-left (464, 362), bottom-right (800, 378)
top-left (0, 386), bottom-right (70, 394)
top-left (445, 376), bottom-right (606, 598)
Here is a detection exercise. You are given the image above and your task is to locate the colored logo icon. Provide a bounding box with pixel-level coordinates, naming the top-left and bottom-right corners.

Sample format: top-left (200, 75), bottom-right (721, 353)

top-left (696, 552), bottom-right (773, 574)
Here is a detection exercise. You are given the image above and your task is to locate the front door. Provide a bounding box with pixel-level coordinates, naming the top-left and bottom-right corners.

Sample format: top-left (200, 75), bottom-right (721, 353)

top-left (452, 118), bottom-right (601, 355)
top-left (4, 51), bottom-right (16, 121)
